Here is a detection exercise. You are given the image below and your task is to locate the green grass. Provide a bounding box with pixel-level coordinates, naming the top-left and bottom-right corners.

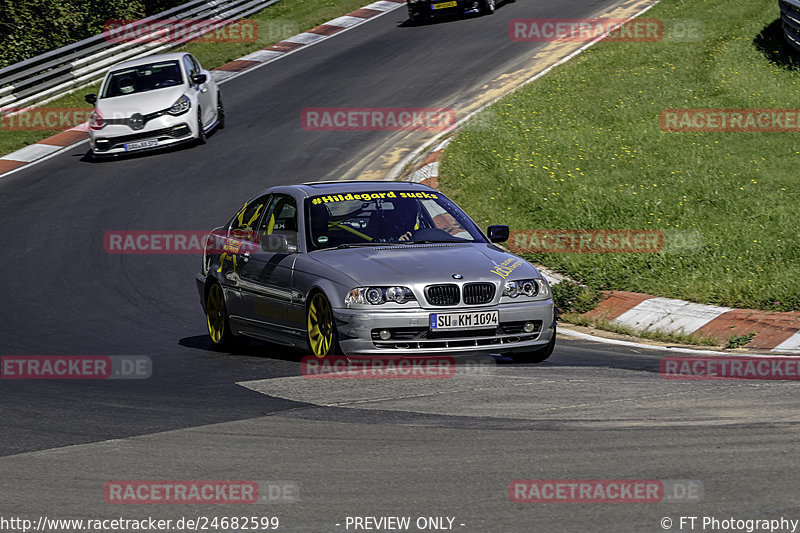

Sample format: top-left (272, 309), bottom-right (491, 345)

top-left (551, 280), bottom-right (603, 314)
top-left (439, 0), bottom-right (800, 312)
top-left (0, 0), bottom-right (372, 157)
top-left (724, 331), bottom-right (757, 349)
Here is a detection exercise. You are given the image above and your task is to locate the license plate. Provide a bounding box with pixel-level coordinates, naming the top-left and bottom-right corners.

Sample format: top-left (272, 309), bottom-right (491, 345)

top-left (124, 139), bottom-right (158, 151)
top-left (430, 310), bottom-right (499, 330)
top-left (432, 1), bottom-right (457, 8)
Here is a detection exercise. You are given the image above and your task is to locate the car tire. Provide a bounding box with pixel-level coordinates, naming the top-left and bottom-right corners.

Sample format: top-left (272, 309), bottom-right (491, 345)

top-left (306, 291), bottom-right (341, 357)
top-left (511, 327), bottom-right (556, 363)
top-left (217, 93), bottom-right (225, 130)
top-left (410, 13), bottom-right (427, 25)
top-left (205, 282), bottom-right (247, 350)
top-left (481, 0), bottom-right (495, 15)
top-left (196, 109), bottom-right (207, 145)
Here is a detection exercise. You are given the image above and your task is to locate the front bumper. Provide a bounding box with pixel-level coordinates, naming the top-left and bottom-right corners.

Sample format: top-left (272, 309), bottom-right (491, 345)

top-left (334, 300), bottom-right (555, 355)
top-left (89, 115), bottom-right (194, 155)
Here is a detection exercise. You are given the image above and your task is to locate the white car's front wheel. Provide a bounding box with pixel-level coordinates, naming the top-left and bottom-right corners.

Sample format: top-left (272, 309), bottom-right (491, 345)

top-left (217, 94), bottom-right (225, 130)
top-left (196, 108), bottom-right (207, 145)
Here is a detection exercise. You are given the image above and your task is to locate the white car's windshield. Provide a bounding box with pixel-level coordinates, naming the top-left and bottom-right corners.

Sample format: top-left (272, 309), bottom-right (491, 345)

top-left (306, 190), bottom-right (486, 250)
top-left (101, 61), bottom-right (184, 98)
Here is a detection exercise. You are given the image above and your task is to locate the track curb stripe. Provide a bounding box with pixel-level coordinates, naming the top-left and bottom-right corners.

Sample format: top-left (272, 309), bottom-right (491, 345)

top-left (573, 291), bottom-right (800, 353)
top-left (215, 59), bottom-right (262, 72)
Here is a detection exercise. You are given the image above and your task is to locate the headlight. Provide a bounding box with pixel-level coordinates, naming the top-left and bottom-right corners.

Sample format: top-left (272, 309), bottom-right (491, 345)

top-left (504, 280), bottom-right (519, 298)
top-left (503, 278), bottom-right (550, 299)
top-left (346, 286), bottom-right (416, 305)
top-left (408, 0), bottom-right (423, 3)
top-left (365, 287), bottom-right (383, 305)
top-left (520, 280), bottom-right (536, 297)
top-left (167, 94), bottom-right (191, 116)
top-left (89, 111), bottom-right (104, 130)
top-left (537, 277), bottom-right (551, 298)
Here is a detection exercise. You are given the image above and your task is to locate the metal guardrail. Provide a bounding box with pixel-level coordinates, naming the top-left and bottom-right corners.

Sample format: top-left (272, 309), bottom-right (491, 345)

top-left (0, 0), bottom-right (281, 110)
top-left (780, 0), bottom-right (800, 52)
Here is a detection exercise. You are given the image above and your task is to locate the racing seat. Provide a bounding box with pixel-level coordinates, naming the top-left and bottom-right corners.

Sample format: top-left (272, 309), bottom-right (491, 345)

top-left (272, 216), bottom-right (298, 248)
top-left (263, 199), bottom-right (299, 250)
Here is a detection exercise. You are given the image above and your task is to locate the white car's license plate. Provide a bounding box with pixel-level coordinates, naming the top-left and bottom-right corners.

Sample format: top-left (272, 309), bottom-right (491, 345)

top-left (124, 139), bottom-right (158, 151)
top-left (430, 310), bottom-right (499, 330)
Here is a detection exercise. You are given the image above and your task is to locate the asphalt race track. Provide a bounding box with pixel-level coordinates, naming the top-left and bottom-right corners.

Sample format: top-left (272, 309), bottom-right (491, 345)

top-left (2, 0), bottom-right (800, 531)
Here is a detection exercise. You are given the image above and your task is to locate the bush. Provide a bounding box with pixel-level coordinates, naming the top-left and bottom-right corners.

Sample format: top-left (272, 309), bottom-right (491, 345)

top-left (0, 0), bottom-right (191, 68)
top-left (551, 280), bottom-right (603, 315)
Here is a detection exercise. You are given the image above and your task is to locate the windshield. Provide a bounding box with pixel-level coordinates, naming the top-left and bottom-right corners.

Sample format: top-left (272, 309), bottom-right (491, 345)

top-left (306, 190), bottom-right (486, 250)
top-left (101, 61), bottom-right (184, 98)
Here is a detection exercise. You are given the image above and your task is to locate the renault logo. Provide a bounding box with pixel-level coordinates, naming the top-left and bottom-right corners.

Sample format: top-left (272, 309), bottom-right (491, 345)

top-left (129, 113), bottom-right (144, 130)
top-left (452, 273), bottom-right (463, 279)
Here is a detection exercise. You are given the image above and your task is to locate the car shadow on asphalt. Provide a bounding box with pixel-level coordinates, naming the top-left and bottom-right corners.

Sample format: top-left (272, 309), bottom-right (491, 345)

top-left (179, 334), bottom-right (305, 363)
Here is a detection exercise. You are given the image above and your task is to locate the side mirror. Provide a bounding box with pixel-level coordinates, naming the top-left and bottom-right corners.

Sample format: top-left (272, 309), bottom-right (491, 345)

top-left (487, 225), bottom-right (509, 243)
top-left (191, 73), bottom-right (207, 85)
top-left (260, 233), bottom-right (296, 254)
top-left (85, 93), bottom-right (97, 104)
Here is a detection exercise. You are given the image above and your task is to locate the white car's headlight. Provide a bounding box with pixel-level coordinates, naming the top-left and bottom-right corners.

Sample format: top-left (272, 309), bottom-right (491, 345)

top-left (346, 286), bottom-right (416, 305)
top-left (89, 110), bottom-right (104, 130)
top-left (167, 95), bottom-right (191, 116)
top-left (503, 278), bottom-right (550, 299)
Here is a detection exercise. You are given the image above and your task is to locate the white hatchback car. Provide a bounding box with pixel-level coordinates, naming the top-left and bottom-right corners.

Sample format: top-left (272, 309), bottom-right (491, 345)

top-left (85, 52), bottom-right (223, 157)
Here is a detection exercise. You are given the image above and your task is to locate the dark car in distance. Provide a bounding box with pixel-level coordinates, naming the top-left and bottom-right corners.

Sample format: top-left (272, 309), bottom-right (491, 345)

top-left (407, 0), bottom-right (501, 24)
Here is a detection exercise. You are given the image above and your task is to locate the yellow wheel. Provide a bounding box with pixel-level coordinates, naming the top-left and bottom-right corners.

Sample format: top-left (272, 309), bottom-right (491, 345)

top-left (307, 292), bottom-right (338, 357)
top-left (206, 282), bottom-right (245, 349)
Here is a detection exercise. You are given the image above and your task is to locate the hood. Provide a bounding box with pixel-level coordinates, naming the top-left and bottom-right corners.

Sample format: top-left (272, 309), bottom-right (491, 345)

top-left (95, 86), bottom-right (187, 118)
top-left (308, 243), bottom-right (541, 286)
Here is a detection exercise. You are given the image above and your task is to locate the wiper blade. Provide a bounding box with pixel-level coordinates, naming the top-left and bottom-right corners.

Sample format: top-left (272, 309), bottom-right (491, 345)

top-left (333, 242), bottom-right (386, 249)
top-left (402, 239), bottom-right (463, 244)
